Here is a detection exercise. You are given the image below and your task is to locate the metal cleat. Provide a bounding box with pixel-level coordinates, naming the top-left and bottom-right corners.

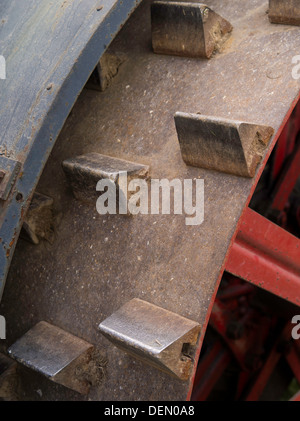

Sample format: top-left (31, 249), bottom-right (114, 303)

top-left (98, 298), bottom-right (201, 380)
top-left (86, 51), bottom-right (126, 92)
top-left (62, 152), bottom-right (149, 208)
top-left (21, 192), bottom-right (54, 245)
top-left (8, 321), bottom-right (106, 395)
top-left (151, 1), bottom-right (233, 58)
top-left (0, 353), bottom-right (18, 401)
top-left (174, 113), bottom-right (274, 177)
top-left (269, 0), bottom-right (300, 26)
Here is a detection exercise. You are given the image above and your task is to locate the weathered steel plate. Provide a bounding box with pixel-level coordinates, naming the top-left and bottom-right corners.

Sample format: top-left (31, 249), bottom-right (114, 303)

top-left (0, 156), bottom-right (21, 201)
top-left (0, 0), bottom-right (300, 401)
top-left (0, 0), bottom-right (143, 301)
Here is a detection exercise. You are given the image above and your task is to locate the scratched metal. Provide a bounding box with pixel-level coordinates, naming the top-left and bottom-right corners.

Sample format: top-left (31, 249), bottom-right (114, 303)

top-left (0, 0), bottom-right (300, 401)
top-left (8, 321), bottom-right (94, 394)
top-left (98, 298), bottom-right (201, 380)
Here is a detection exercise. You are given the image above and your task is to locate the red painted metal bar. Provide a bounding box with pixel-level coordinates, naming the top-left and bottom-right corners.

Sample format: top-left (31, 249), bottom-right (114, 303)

top-left (244, 345), bottom-right (281, 401)
top-left (271, 103), bottom-right (300, 182)
top-left (272, 124), bottom-right (289, 182)
top-left (270, 138), bottom-right (300, 213)
top-left (244, 324), bottom-right (291, 401)
top-left (191, 340), bottom-right (231, 401)
top-left (236, 371), bottom-right (252, 400)
top-left (285, 345), bottom-right (300, 385)
top-left (226, 207), bottom-right (300, 306)
top-left (217, 283), bottom-right (255, 301)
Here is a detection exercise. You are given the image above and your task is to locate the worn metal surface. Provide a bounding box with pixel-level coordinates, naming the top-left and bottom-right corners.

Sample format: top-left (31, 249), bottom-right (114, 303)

top-left (62, 152), bottom-right (149, 204)
top-left (21, 192), bottom-right (54, 245)
top-left (0, 0), bottom-right (143, 302)
top-left (151, 1), bottom-right (232, 58)
top-left (174, 113), bottom-right (274, 177)
top-left (269, 0), bottom-right (300, 26)
top-left (0, 156), bottom-right (21, 201)
top-left (8, 321), bottom-right (100, 394)
top-left (0, 353), bottom-right (18, 401)
top-left (0, 353), bottom-right (14, 376)
top-left (269, 134), bottom-right (300, 215)
top-left (99, 298), bottom-right (201, 380)
top-left (0, 0), bottom-right (299, 401)
top-left (86, 51), bottom-right (127, 92)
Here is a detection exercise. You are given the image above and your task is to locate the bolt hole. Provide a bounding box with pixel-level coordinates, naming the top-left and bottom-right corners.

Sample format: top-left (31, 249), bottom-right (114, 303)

top-left (181, 343), bottom-right (194, 361)
top-left (16, 192), bottom-right (23, 202)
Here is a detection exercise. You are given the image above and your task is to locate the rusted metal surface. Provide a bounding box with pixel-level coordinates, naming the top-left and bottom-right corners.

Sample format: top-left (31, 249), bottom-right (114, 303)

top-left (0, 157), bottom-right (21, 201)
top-left (62, 153), bottom-right (149, 204)
top-left (21, 192), bottom-right (54, 245)
top-left (99, 298), bottom-right (201, 380)
top-left (269, 0), bottom-right (300, 26)
top-left (174, 113), bottom-right (274, 177)
top-left (86, 51), bottom-right (127, 92)
top-left (0, 0), bottom-right (299, 401)
top-left (268, 134), bottom-right (300, 219)
top-left (0, 353), bottom-right (18, 401)
top-left (8, 321), bottom-right (105, 395)
top-left (270, 102), bottom-right (300, 182)
top-left (151, 1), bottom-right (232, 58)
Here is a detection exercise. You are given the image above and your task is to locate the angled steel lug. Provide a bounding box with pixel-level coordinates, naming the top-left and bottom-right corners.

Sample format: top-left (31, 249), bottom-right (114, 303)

top-left (0, 353), bottom-right (18, 401)
top-left (0, 353), bottom-right (17, 377)
top-left (98, 298), bottom-right (201, 380)
top-left (62, 152), bottom-right (149, 206)
top-left (86, 51), bottom-right (126, 92)
top-left (151, 1), bottom-right (233, 58)
top-left (21, 192), bottom-right (54, 245)
top-left (174, 113), bottom-right (274, 177)
top-left (269, 0), bottom-right (300, 26)
top-left (0, 156), bottom-right (21, 201)
top-left (8, 321), bottom-right (105, 395)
